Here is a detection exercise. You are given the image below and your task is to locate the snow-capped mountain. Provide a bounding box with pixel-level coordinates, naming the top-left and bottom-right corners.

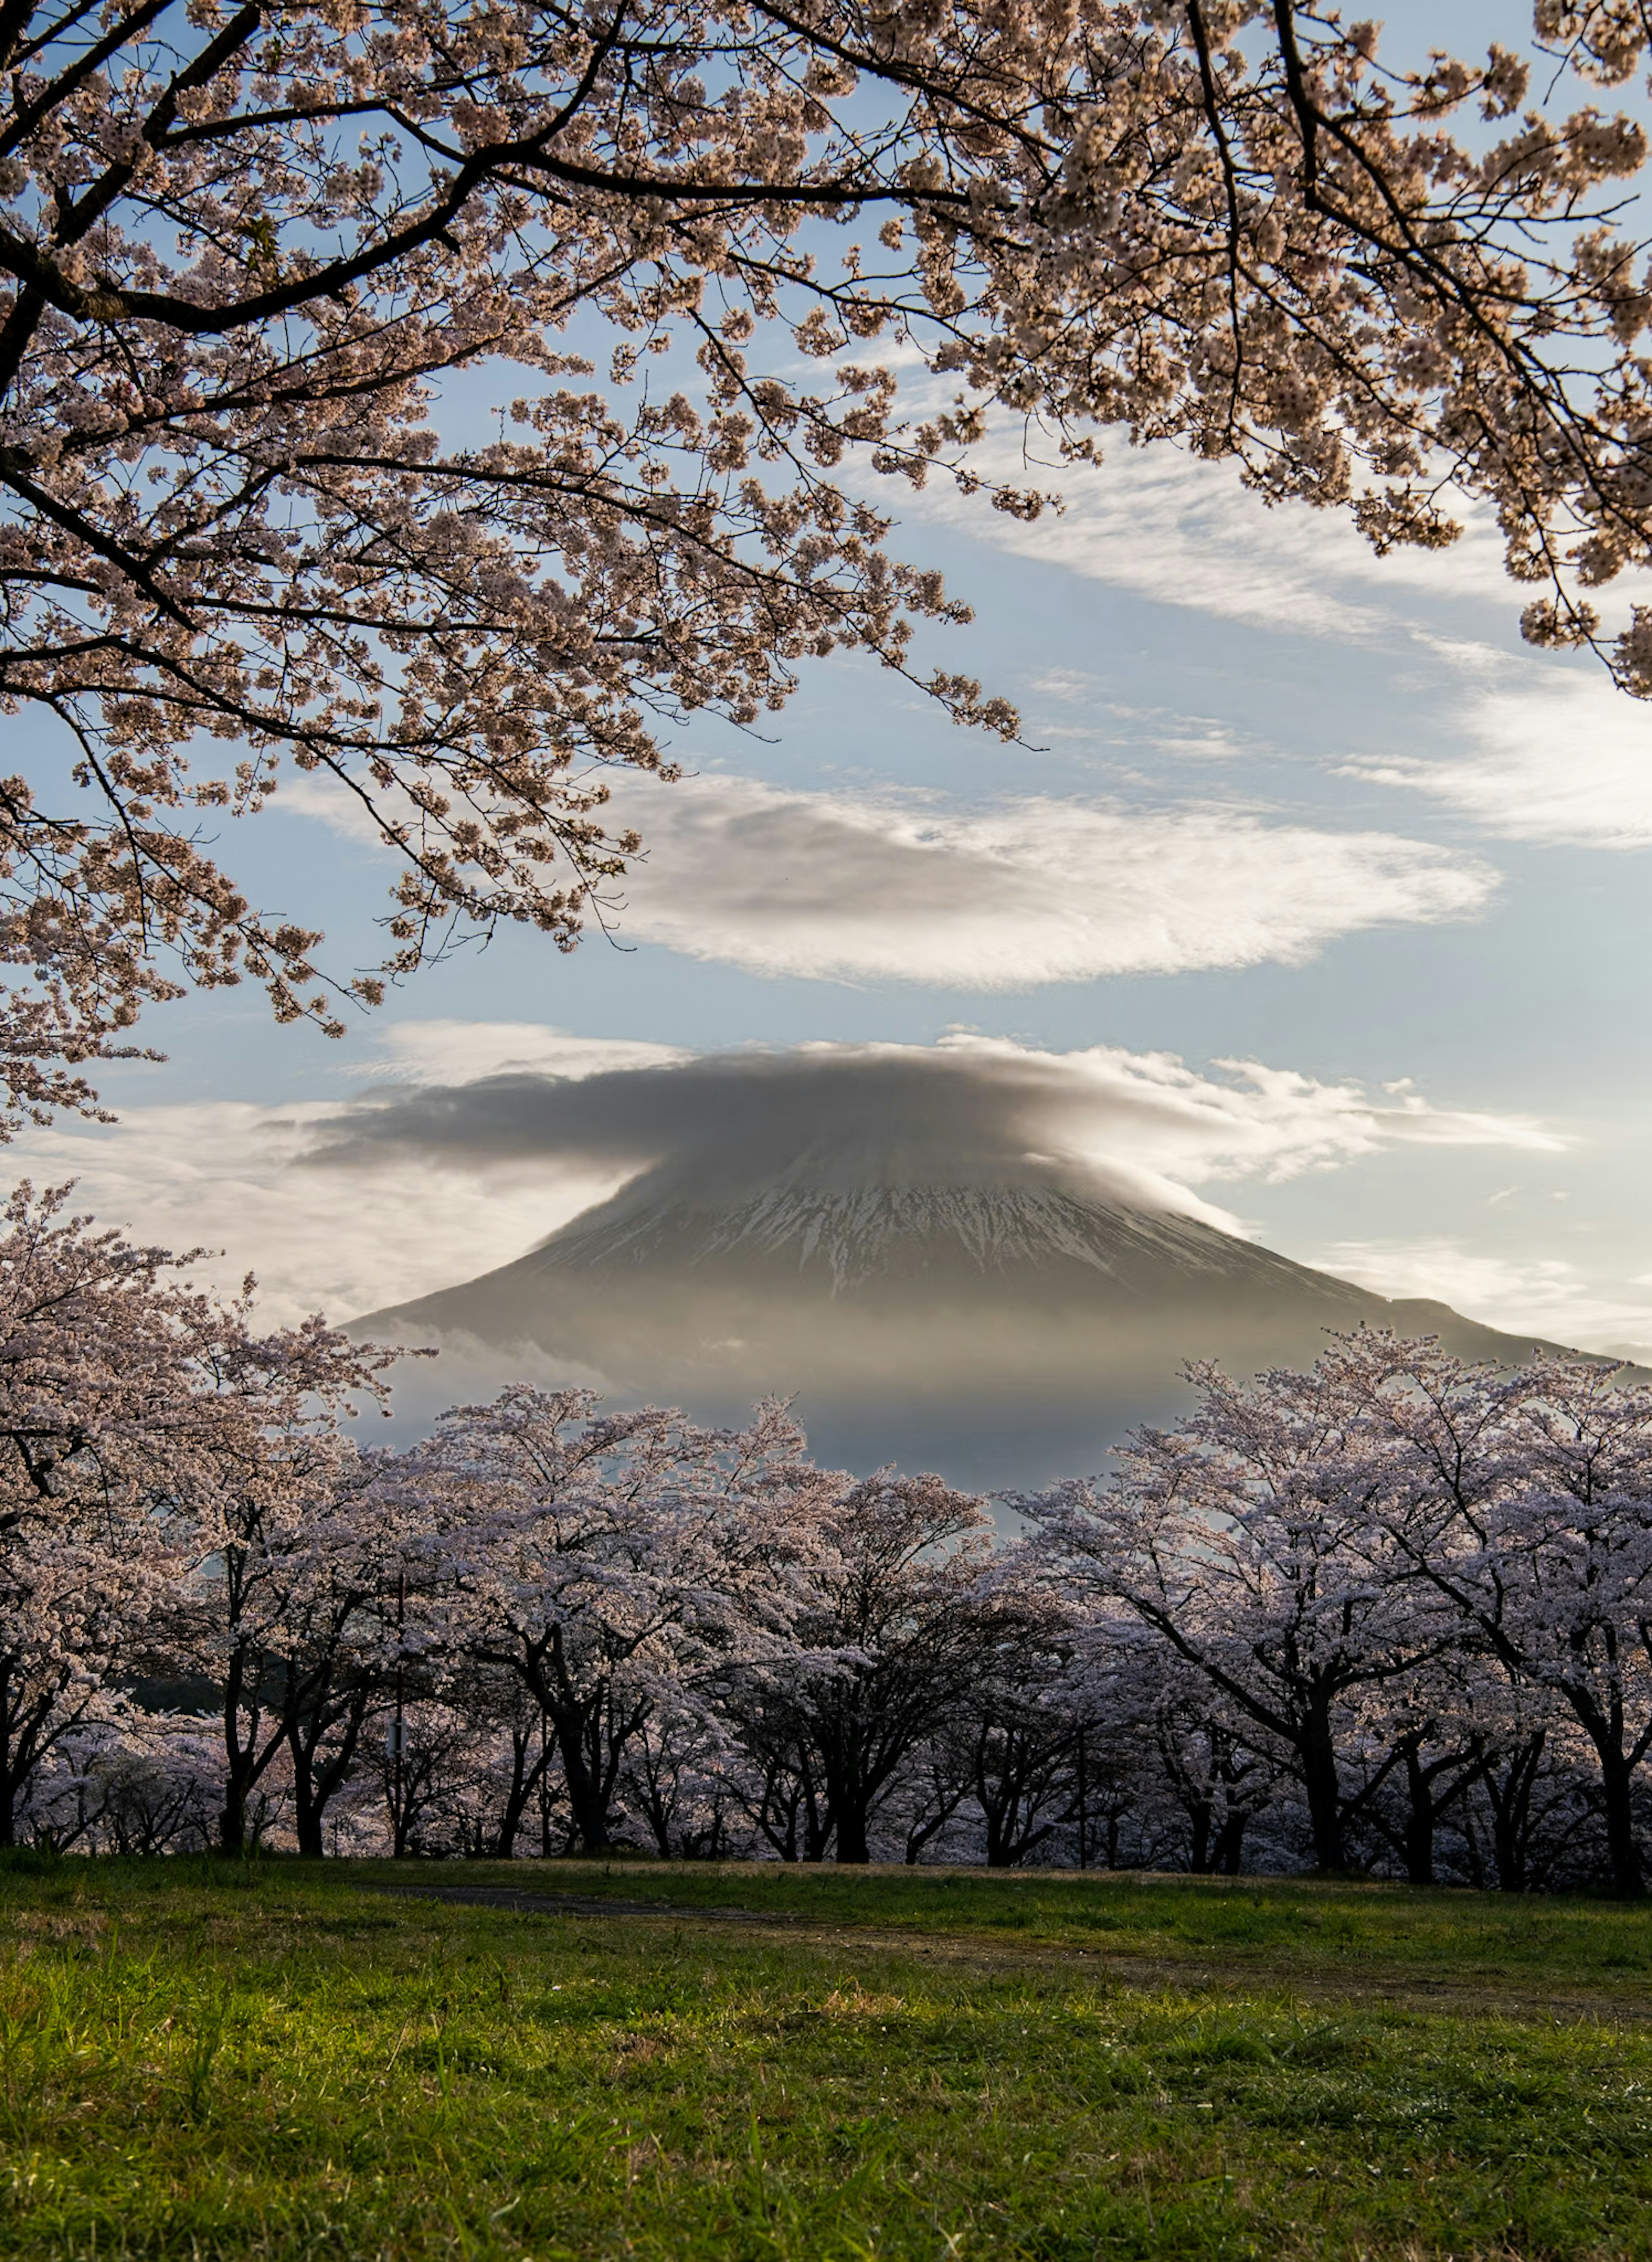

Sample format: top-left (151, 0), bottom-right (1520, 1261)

top-left (355, 1150), bottom-right (1581, 1487)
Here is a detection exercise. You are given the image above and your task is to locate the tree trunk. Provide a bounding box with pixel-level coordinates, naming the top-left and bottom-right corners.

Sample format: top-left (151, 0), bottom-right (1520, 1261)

top-left (1300, 1711), bottom-right (1345, 1872)
top-left (1214, 1814), bottom-right (1248, 1874)
top-left (801, 1778), bottom-right (832, 1862)
top-left (1599, 1749), bottom-right (1645, 1897)
top-left (556, 1716), bottom-right (614, 1852)
top-left (1484, 1733), bottom-right (1544, 1893)
top-left (218, 1652), bottom-right (267, 1855)
top-left (288, 1727), bottom-right (328, 1858)
top-left (293, 1787), bottom-right (324, 1859)
top-left (220, 1783), bottom-right (246, 1856)
top-left (835, 1805), bottom-right (871, 1864)
top-left (1565, 1695), bottom-right (1646, 1897)
top-left (493, 1725), bottom-right (552, 1859)
top-left (1401, 1746), bottom-right (1435, 1886)
top-left (1187, 1798), bottom-right (1214, 1875)
top-left (285, 1681), bottom-right (371, 1861)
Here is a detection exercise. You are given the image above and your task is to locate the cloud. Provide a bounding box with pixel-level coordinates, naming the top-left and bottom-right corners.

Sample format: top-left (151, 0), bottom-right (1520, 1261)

top-left (9, 1029), bottom-right (1559, 1336)
top-left (1345, 666), bottom-right (1652, 848)
top-left (910, 429), bottom-right (1652, 855)
top-left (913, 433), bottom-right (1522, 640)
top-left (316, 1034), bottom-right (1564, 1208)
top-left (11, 1096), bottom-right (635, 1336)
top-left (284, 768), bottom-right (1499, 988)
top-left (1314, 1236), bottom-right (1652, 1364)
top-left (611, 777), bottom-right (1497, 984)
top-left (363, 1021), bottom-right (687, 1086)
top-left (7, 1024), bottom-right (672, 1331)
top-left (897, 426), bottom-right (1652, 860)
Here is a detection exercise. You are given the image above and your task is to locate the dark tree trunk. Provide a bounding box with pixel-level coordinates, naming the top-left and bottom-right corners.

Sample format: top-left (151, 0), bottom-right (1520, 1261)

top-left (0, 1667), bottom-right (55, 1848)
top-left (1401, 1745), bottom-right (1436, 1886)
top-left (1214, 1814), bottom-right (1248, 1874)
top-left (220, 1784), bottom-right (246, 1855)
top-left (1599, 1749), bottom-right (1645, 1897)
top-left (800, 1774), bottom-right (832, 1862)
top-left (561, 1756), bottom-right (613, 1850)
top-left (292, 1755), bottom-right (324, 1860)
top-left (218, 1648), bottom-right (272, 1856)
top-left (1564, 1690), bottom-right (1646, 1897)
top-left (834, 1805), bottom-right (871, 1864)
top-left (1187, 1799), bottom-right (1214, 1875)
top-left (285, 1674), bottom-right (373, 1861)
top-left (1300, 1712), bottom-right (1345, 1872)
top-left (544, 1694), bottom-right (629, 1852)
top-left (1392, 1740), bottom-right (1484, 1888)
top-left (1483, 1732), bottom-right (1544, 1893)
top-left (493, 1724), bottom-right (554, 1859)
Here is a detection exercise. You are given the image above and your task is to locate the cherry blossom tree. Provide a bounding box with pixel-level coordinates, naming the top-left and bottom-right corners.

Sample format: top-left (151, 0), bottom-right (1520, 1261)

top-left (620, 1699), bottom-right (740, 1860)
top-left (1366, 1349), bottom-right (1652, 1897)
top-left (718, 1466), bottom-right (1003, 1864)
top-left (404, 1386), bottom-right (835, 1852)
top-left (1019, 1338), bottom-right (1466, 1872)
top-left (26, 1704), bottom-right (222, 1852)
top-left (943, 1567), bottom-right (1091, 1869)
top-left (0, 1180), bottom-right (295, 1845)
top-left (160, 1321), bottom-right (401, 1853)
top-left (1455, 1708), bottom-right (1594, 1892)
top-left (3, 3), bottom-right (1652, 1119)
top-left (424, 1657), bottom-right (564, 1857)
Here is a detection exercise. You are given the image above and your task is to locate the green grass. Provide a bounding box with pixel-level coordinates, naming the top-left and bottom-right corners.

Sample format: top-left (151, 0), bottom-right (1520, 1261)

top-left (2, 1858), bottom-right (1652, 2259)
top-left (365, 1855), bottom-right (1652, 2000)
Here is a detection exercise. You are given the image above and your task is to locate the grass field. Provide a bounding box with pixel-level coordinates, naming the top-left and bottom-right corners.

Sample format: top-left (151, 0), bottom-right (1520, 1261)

top-left (3, 1858), bottom-right (1652, 2259)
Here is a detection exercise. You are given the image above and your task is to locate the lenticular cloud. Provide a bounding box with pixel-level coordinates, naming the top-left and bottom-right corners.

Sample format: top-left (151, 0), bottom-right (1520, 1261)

top-left (314, 1031), bottom-right (1559, 1216)
top-left (606, 779), bottom-right (1497, 985)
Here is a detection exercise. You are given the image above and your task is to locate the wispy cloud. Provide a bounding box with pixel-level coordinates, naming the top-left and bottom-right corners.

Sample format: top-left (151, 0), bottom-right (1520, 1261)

top-left (12, 1092), bottom-right (635, 1336)
top-left (363, 1021), bottom-right (687, 1086)
top-left (8, 1022), bottom-right (681, 1331)
top-left (1346, 666), bottom-right (1652, 849)
top-left (914, 434), bottom-right (1520, 641)
top-left (917, 431), bottom-right (1652, 858)
top-left (284, 768), bottom-right (1499, 988)
top-left (1314, 1235), bottom-right (1652, 1363)
top-left (610, 777), bottom-right (1497, 984)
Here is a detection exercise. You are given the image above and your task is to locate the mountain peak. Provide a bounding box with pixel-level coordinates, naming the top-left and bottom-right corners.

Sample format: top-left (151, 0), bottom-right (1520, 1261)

top-left (353, 1148), bottom-right (1585, 1486)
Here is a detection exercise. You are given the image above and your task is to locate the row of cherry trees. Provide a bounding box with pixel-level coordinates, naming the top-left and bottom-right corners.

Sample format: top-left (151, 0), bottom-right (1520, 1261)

top-left (9, 1186), bottom-right (1652, 1892)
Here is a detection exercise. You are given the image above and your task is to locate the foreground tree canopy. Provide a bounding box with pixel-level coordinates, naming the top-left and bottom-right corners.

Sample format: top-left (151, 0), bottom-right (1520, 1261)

top-left (1, 0), bottom-right (1651, 1115)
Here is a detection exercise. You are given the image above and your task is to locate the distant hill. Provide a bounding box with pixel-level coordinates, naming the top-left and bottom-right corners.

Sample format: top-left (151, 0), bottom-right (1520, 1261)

top-left (353, 1148), bottom-right (1602, 1487)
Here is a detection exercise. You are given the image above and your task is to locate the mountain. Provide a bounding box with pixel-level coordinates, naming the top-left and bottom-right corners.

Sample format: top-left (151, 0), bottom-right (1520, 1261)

top-left (353, 1151), bottom-right (1593, 1487)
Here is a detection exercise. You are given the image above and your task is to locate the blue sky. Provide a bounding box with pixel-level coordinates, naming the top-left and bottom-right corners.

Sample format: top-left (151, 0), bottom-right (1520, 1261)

top-left (24, 425), bottom-right (1652, 1368)
top-left (16, 4), bottom-right (1652, 1373)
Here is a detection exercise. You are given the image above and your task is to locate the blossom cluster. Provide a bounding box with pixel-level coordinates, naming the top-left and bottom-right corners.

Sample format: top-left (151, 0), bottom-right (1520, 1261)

top-left (3, 4), bottom-right (1652, 1122)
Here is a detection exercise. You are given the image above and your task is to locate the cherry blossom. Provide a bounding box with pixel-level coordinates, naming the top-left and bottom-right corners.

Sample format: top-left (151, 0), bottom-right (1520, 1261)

top-left (3, 6), bottom-right (1652, 1115)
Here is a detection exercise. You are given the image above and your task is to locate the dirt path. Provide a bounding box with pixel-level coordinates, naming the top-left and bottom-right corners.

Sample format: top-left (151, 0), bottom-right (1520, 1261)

top-left (354, 1879), bottom-right (1652, 2027)
top-left (365, 1881), bottom-right (792, 1925)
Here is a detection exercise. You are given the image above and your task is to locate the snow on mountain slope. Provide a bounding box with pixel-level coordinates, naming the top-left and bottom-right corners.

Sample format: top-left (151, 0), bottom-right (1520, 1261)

top-left (354, 1155), bottom-right (1586, 1487)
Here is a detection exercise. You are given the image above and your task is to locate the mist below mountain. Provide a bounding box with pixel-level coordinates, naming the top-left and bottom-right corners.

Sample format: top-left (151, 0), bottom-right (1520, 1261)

top-left (354, 1144), bottom-right (1578, 1487)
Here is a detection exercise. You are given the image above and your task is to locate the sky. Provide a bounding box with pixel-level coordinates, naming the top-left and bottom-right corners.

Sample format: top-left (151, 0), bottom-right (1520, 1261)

top-left (15, 4), bottom-right (1652, 1377)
